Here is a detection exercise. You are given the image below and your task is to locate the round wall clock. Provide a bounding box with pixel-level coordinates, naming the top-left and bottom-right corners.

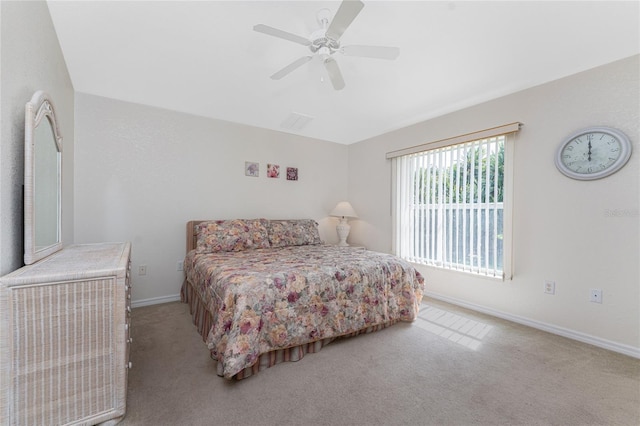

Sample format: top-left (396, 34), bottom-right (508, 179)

top-left (555, 126), bottom-right (632, 180)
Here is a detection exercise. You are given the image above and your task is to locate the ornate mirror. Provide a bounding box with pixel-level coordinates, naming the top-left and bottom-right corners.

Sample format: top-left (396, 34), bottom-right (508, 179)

top-left (24, 91), bottom-right (63, 265)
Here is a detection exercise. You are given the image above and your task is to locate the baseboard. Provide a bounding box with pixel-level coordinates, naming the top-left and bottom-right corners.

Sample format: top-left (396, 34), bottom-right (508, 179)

top-left (132, 294), bottom-right (181, 308)
top-left (425, 291), bottom-right (640, 359)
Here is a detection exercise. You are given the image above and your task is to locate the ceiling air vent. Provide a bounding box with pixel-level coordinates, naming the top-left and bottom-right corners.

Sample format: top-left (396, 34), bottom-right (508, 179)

top-left (280, 112), bottom-right (314, 131)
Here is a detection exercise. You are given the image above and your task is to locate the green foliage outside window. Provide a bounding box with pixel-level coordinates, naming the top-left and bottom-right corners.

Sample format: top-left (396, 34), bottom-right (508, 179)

top-left (413, 140), bottom-right (504, 205)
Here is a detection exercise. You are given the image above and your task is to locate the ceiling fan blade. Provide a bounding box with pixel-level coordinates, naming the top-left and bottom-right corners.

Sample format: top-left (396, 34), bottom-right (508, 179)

top-left (270, 56), bottom-right (313, 80)
top-left (341, 45), bottom-right (400, 60)
top-left (325, 0), bottom-right (364, 41)
top-left (323, 57), bottom-right (345, 90)
top-left (253, 24), bottom-right (311, 46)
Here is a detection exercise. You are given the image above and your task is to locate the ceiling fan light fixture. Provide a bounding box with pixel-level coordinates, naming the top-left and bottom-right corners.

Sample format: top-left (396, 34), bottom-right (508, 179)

top-left (318, 46), bottom-right (331, 60)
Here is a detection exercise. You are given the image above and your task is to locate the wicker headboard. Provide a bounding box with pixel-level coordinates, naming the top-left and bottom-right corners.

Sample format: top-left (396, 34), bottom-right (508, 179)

top-left (186, 220), bottom-right (207, 252)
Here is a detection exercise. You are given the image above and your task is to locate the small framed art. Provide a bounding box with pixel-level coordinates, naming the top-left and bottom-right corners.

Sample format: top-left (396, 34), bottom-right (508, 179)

top-left (267, 164), bottom-right (280, 178)
top-left (245, 161), bottom-right (259, 177)
top-left (286, 167), bottom-right (298, 181)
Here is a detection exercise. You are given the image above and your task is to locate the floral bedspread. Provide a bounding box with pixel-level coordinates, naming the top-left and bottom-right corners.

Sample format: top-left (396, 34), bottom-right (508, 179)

top-left (184, 245), bottom-right (425, 378)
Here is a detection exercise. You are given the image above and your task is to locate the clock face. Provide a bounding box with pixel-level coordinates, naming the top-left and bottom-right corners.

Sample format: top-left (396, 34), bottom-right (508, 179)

top-left (556, 127), bottom-right (632, 180)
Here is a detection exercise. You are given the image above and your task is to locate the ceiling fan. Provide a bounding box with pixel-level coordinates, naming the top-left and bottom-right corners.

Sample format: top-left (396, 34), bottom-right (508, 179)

top-left (253, 0), bottom-right (399, 91)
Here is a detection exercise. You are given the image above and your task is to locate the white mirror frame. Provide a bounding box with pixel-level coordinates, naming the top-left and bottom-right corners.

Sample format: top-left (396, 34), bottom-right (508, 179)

top-left (24, 91), bottom-right (63, 265)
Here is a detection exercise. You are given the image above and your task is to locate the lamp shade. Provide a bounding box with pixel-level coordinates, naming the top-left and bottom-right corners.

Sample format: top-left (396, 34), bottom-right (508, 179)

top-left (330, 201), bottom-right (358, 218)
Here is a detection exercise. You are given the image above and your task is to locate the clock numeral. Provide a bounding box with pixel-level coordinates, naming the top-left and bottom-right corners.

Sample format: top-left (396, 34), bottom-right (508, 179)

top-left (566, 146), bottom-right (574, 151)
top-left (586, 134), bottom-right (593, 142)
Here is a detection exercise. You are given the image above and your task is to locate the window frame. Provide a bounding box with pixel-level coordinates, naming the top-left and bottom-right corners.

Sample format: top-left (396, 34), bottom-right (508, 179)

top-left (389, 123), bottom-right (520, 280)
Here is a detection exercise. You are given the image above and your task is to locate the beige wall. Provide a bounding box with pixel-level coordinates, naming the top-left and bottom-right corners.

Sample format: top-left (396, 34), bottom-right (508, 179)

top-left (3, 1), bottom-right (636, 355)
top-left (0, 1), bottom-right (74, 275)
top-left (347, 55), bottom-right (640, 353)
top-left (73, 93), bottom-right (349, 304)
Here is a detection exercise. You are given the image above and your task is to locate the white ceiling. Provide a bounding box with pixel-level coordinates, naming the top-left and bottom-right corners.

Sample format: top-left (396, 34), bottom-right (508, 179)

top-left (47, 1), bottom-right (639, 145)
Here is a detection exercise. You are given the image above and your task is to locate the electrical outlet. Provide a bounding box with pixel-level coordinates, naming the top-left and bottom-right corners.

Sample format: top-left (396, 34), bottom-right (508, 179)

top-left (177, 261), bottom-right (184, 271)
top-left (138, 265), bottom-right (147, 276)
top-left (544, 280), bottom-right (555, 295)
top-left (590, 289), bottom-right (602, 303)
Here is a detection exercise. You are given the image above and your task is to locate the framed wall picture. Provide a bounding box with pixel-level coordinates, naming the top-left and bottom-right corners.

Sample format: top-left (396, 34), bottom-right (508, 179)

top-left (286, 167), bottom-right (298, 181)
top-left (267, 163), bottom-right (280, 178)
top-left (245, 161), bottom-right (259, 177)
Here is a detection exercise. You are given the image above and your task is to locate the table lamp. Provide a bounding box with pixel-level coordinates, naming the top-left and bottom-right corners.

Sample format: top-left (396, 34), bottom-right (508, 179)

top-left (330, 201), bottom-right (358, 247)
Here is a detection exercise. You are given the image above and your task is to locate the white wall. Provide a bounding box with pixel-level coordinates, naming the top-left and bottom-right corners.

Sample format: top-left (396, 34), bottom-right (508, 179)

top-left (0, 1), bottom-right (74, 275)
top-left (74, 93), bottom-right (348, 304)
top-left (348, 55), bottom-right (640, 353)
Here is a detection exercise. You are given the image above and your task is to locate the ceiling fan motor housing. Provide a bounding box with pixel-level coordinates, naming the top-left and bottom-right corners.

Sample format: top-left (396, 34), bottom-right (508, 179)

top-left (309, 28), bottom-right (340, 55)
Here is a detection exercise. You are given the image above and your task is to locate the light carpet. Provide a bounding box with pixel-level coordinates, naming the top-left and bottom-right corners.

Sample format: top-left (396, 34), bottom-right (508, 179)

top-left (120, 299), bottom-right (639, 425)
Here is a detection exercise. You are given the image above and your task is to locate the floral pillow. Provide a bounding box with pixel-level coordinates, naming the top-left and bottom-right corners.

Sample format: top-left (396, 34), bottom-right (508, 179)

top-left (195, 219), bottom-right (270, 253)
top-left (268, 219), bottom-right (322, 247)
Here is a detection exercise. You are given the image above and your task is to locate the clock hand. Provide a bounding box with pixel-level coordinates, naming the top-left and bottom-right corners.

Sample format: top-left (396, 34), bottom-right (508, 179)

top-left (588, 141), bottom-right (592, 162)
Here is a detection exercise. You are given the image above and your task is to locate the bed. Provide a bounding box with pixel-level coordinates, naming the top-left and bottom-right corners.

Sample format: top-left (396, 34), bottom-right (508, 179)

top-left (180, 218), bottom-right (425, 380)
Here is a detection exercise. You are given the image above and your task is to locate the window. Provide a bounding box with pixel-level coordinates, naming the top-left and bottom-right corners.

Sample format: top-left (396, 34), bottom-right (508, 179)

top-left (388, 123), bottom-right (520, 279)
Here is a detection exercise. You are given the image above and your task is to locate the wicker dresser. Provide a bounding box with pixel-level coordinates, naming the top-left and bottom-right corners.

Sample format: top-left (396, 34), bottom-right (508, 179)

top-left (0, 242), bottom-right (132, 425)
